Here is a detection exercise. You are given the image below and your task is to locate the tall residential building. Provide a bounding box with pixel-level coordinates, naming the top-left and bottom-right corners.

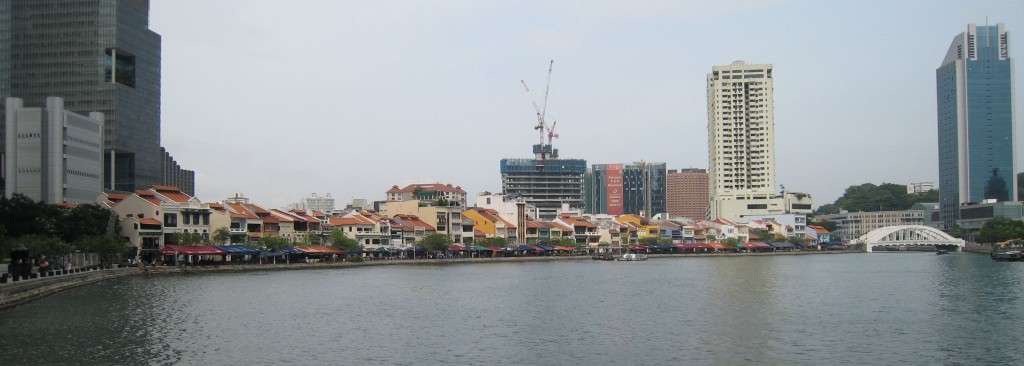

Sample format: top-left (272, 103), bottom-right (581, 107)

top-left (937, 23), bottom-right (1015, 229)
top-left (4, 97), bottom-right (103, 204)
top-left (706, 61), bottom-right (811, 221)
top-left (585, 162), bottom-right (666, 216)
top-left (1, 0), bottom-right (170, 192)
top-left (667, 168), bottom-right (709, 219)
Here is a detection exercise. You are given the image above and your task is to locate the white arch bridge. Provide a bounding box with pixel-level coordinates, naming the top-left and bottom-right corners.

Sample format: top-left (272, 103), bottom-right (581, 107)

top-left (851, 225), bottom-right (965, 252)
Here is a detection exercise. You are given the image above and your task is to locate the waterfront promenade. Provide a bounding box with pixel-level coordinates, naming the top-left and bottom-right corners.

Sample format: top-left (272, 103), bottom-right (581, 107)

top-left (0, 250), bottom-right (856, 311)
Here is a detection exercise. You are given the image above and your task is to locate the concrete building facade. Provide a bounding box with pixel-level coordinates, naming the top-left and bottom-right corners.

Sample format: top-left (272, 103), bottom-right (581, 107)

top-left (501, 144), bottom-right (586, 220)
top-left (937, 23), bottom-right (1015, 229)
top-left (667, 168), bottom-right (709, 219)
top-left (707, 61), bottom-right (783, 220)
top-left (5, 97), bottom-right (103, 203)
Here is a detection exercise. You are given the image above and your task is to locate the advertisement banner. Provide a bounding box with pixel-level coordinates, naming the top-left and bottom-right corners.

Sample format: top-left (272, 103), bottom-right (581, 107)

top-left (606, 164), bottom-right (624, 215)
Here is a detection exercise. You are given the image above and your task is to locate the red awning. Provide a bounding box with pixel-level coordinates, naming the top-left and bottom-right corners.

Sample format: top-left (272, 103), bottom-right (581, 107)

top-left (678, 244), bottom-right (712, 249)
top-left (160, 245), bottom-right (226, 255)
top-left (450, 245), bottom-right (466, 251)
top-left (744, 242), bottom-right (772, 248)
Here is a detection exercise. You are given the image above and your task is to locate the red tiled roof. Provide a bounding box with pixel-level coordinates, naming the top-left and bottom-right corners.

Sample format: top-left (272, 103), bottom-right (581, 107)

top-left (808, 225), bottom-right (830, 234)
top-left (138, 218), bottom-right (162, 225)
top-left (229, 204), bottom-right (259, 219)
top-left (135, 190), bottom-right (162, 206)
top-left (151, 185), bottom-right (192, 203)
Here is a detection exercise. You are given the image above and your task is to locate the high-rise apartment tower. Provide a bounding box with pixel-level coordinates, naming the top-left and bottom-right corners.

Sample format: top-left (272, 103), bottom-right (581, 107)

top-left (936, 23), bottom-right (1015, 229)
top-left (707, 61), bottom-right (778, 220)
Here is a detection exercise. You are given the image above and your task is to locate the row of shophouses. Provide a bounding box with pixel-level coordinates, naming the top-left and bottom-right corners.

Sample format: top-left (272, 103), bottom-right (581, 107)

top-left (99, 186), bottom-right (833, 258)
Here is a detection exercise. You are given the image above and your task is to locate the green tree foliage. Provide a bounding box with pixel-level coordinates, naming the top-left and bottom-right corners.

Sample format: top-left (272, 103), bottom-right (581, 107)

top-left (420, 233), bottom-right (452, 251)
top-left (788, 236), bottom-right (808, 246)
top-left (213, 227), bottom-right (231, 245)
top-left (640, 236), bottom-right (660, 245)
top-left (818, 183), bottom-right (941, 214)
top-left (167, 232), bottom-right (206, 245)
top-left (0, 194), bottom-right (61, 238)
top-left (834, 183), bottom-right (911, 212)
top-left (722, 237), bottom-right (740, 246)
top-left (977, 217), bottom-right (1024, 244)
top-left (0, 194), bottom-right (120, 260)
top-left (259, 236), bottom-right (290, 251)
top-left (548, 237), bottom-right (583, 249)
top-left (75, 234), bottom-right (130, 257)
top-left (19, 235), bottom-right (72, 257)
top-left (329, 229), bottom-right (361, 251)
top-left (813, 203), bottom-right (841, 216)
top-left (57, 203), bottom-right (116, 243)
top-left (479, 237), bottom-right (509, 248)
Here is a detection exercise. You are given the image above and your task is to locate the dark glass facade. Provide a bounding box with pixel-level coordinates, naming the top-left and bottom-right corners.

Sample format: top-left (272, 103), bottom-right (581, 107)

top-left (586, 163), bottom-right (667, 216)
top-left (936, 24), bottom-right (1015, 229)
top-left (1, 0), bottom-right (161, 192)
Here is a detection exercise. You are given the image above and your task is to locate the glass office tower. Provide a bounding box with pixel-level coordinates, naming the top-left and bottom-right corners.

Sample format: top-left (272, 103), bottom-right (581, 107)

top-left (936, 23), bottom-right (1015, 229)
top-left (1, 0), bottom-right (162, 192)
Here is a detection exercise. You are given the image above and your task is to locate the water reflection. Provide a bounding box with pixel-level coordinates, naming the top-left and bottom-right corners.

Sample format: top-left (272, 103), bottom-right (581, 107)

top-left (1, 254), bottom-right (1022, 365)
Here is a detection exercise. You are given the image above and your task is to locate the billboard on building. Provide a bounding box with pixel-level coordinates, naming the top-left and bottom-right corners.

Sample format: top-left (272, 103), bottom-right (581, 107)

top-left (606, 164), bottom-right (624, 215)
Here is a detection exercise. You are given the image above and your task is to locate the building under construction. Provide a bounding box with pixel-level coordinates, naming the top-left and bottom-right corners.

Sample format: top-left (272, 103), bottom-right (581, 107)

top-left (500, 60), bottom-right (586, 220)
top-left (501, 144), bottom-right (586, 220)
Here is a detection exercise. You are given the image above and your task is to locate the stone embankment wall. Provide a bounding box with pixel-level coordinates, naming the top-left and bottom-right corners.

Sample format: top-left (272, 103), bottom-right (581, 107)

top-left (0, 267), bottom-right (139, 310)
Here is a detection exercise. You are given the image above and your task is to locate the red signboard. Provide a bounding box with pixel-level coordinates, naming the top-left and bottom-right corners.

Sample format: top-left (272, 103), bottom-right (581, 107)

top-left (605, 164), bottom-right (624, 215)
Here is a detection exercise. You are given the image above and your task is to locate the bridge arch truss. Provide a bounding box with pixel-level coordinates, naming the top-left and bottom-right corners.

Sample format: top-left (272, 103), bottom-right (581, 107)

top-left (852, 225), bottom-right (965, 252)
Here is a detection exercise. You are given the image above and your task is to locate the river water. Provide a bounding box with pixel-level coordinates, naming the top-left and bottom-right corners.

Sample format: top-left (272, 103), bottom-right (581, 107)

top-left (1, 252), bottom-right (1022, 365)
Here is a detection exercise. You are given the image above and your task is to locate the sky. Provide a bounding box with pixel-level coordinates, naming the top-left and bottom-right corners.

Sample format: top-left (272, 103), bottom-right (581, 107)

top-left (150, 0), bottom-right (1024, 210)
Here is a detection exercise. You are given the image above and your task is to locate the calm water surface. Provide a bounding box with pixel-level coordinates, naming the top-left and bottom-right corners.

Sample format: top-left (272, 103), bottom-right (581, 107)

top-left (1, 252), bottom-right (1022, 365)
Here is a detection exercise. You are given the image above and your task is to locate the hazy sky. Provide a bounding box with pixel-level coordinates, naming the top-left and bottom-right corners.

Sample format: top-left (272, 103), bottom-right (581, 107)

top-left (150, 0), bottom-right (1024, 210)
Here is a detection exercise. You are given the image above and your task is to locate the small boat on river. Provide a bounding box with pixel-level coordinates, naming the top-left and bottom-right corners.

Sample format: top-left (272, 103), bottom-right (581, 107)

top-left (992, 250), bottom-right (1023, 262)
top-left (591, 253), bottom-right (616, 261)
top-left (617, 252), bottom-right (647, 261)
top-left (936, 249), bottom-right (949, 255)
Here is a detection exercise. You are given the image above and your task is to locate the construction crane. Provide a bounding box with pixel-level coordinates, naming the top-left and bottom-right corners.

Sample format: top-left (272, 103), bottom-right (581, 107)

top-left (521, 60), bottom-right (555, 147)
top-left (547, 120), bottom-right (559, 145)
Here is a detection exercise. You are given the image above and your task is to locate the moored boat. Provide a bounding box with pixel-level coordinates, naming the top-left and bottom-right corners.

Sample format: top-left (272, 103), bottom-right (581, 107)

top-left (591, 253), bottom-right (616, 261)
top-left (617, 252), bottom-right (647, 261)
top-left (992, 250), bottom-right (1023, 262)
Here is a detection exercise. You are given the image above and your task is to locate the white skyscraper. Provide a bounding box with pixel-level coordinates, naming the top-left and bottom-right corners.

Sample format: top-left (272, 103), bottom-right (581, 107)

top-left (706, 61), bottom-right (811, 220)
top-left (707, 61), bottom-right (776, 217)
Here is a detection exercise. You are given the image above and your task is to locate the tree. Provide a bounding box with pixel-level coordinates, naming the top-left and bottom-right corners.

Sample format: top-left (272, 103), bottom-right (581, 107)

top-left (722, 237), bottom-right (740, 246)
top-left (977, 217), bottom-right (1024, 244)
top-left (19, 235), bottom-right (71, 257)
top-left (813, 203), bottom-right (841, 216)
top-left (480, 237), bottom-right (508, 248)
top-left (259, 236), bottom-right (290, 251)
top-left (640, 237), bottom-right (661, 245)
top-left (420, 233), bottom-right (452, 251)
top-left (213, 227), bottom-right (231, 245)
top-left (329, 229), bottom-right (361, 251)
top-left (788, 236), bottom-right (808, 246)
top-left (57, 204), bottom-right (116, 243)
top-left (706, 234), bottom-right (717, 242)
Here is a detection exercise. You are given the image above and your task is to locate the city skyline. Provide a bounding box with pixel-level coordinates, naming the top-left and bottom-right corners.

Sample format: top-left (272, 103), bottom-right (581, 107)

top-left (148, 1), bottom-right (1024, 209)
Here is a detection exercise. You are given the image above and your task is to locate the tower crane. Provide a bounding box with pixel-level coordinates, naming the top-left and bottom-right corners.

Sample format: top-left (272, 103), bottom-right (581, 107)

top-left (520, 60), bottom-right (555, 147)
top-left (547, 120), bottom-right (559, 145)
